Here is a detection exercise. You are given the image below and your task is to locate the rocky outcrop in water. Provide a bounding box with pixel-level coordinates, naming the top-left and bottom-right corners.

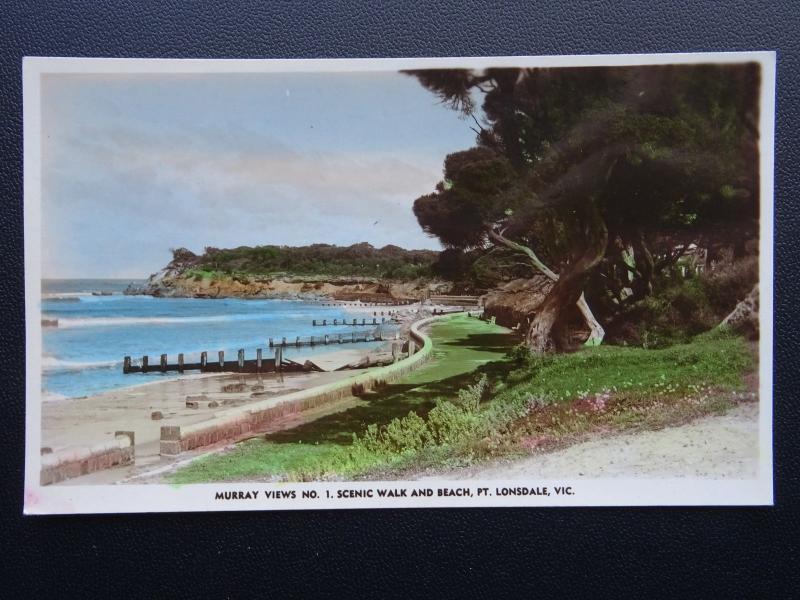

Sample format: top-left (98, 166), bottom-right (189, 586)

top-left (126, 245), bottom-right (457, 300)
top-left (128, 267), bottom-right (449, 301)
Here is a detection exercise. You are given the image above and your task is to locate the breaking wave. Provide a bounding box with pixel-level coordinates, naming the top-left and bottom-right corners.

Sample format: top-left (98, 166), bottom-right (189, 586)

top-left (41, 357), bottom-right (119, 373)
top-left (54, 314), bottom-right (266, 329)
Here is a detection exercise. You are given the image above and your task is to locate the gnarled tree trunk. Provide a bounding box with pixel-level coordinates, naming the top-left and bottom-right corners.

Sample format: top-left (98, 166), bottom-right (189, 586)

top-left (719, 283), bottom-right (759, 339)
top-left (630, 230), bottom-right (654, 301)
top-left (487, 223), bottom-right (606, 350)
top-left (525, 203), bottom-right (609, 354)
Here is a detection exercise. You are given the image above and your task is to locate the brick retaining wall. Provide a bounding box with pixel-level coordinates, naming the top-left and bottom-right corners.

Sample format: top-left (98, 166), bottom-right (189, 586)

top-left (41, 431), bottom-right (135, 486)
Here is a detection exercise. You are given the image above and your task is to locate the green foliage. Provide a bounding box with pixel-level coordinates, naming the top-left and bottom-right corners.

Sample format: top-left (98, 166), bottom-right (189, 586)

top-left (169, 313), bottom-right (752, 484)
top-left (610, 256), bottom-right (758, 348)
top-left (635, 279), bottom-right (718, 347)
top-left (702, 255), bottom-right (758, 314)
top-left (348, 375), bottom-right (489, 457)
top-left (175, 332), bottom-right (750, 484)
top-left (503, 330), bottom-right (751, 403)
top-left (176, 243), bottom-right (438, 280)
top-left (409, 64), bottom-right (760, 325)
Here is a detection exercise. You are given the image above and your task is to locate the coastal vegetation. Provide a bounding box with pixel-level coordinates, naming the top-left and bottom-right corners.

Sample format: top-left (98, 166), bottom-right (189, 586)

top-left (406, 63), bottom-right (759, 353)
top-left (170, 316), bottom-right (754, 484)
top-left (161, 63), bottom-right (762, 483)
top-left (169, 243), bottom-right (438, 280)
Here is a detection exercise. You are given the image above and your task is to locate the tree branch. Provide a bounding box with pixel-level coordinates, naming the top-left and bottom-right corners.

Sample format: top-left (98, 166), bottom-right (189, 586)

top-left (486, 227), bottom-right (559, 281)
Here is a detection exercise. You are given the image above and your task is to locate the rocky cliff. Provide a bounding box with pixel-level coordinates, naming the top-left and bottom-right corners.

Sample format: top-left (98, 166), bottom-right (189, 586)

top-left (127, 248), bottom-right (453, 300)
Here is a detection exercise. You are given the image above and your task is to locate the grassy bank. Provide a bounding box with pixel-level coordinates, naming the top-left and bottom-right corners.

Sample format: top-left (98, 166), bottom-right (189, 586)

top-left (170, 314), bottom-right (516, 483)
top-left (169, 324), bottom-right (754, 484)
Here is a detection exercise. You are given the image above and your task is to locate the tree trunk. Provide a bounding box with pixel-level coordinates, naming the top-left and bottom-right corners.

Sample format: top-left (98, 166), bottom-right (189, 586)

top-left (487, 225), bottom-right (606, 348)
top-left (719, 283), bottom-right (759, 338)
top-left (630, 231), bottom-right (654, 301)
top-left (525, 290), bottom-right (562, 353)
top-left (576, 293), bottom-right (605, 346)
top-left (525, 203), bottom-right (609, 354)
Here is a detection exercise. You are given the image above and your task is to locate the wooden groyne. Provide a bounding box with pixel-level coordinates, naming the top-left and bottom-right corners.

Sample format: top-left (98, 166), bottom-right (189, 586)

top-left (122, 348), bottom-right (320, 375)
top-left (311, 317), bottom-right (390, 326)
top-left (318, 299), bottom-right (417, 307)
top-left (268, 330), bottom-right (397, 348)
top-left (159, 312), bottom-right (449, 457)
top-left (123, 328), bottom-right (399, 375)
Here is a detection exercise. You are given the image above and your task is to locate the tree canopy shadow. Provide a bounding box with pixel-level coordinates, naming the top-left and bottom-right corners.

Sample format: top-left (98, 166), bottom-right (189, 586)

top-left (266, 350), bottom-right (516, 446)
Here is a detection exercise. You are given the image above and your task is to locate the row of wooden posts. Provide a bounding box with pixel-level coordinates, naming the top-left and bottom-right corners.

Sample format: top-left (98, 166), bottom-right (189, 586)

top-left (124, 347), bottom-right (279, 374)
top-left (319, 300), bottom-right (416, 306)
top-left (312, 317), bottom-right (388, 326)
top-left (122, 345), bottom-right (323, 374)
top-left (268, 330), bottom-right (398, 348)
top-left (123, 329), bottom-right (400, 374)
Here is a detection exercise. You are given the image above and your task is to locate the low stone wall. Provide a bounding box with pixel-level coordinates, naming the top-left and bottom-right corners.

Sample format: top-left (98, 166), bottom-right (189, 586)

top-left (159, 313), bottom-right (456, 457)
top-left (40, 431), bottom-right (135, 486)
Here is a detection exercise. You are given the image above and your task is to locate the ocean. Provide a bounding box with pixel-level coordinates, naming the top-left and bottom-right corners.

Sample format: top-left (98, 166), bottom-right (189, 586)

top-left (41, 279), bottom-right (395, 399)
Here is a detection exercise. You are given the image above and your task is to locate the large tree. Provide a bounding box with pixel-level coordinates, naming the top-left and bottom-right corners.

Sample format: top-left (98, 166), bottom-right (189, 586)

top-left (407, 63), bottom-right (759, 353)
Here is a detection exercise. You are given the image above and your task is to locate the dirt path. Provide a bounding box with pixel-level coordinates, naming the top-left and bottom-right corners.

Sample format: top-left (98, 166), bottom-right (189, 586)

top-left (427, 402), bottom-right (760, 480)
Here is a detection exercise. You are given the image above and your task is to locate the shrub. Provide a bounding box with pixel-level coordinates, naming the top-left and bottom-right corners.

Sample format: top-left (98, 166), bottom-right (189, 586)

top-left (348, 375), bottom-right (491, 458)
top-left (507, 343), bottom-right (533, 366)
top-left (703, 255), bottom-right (758, 315)
top-left (382, 411), bottom-right (432, 453)
top-left (455, 374), bottom-right (489, 411)
top-left (427, 399), bottom-right (480, 446)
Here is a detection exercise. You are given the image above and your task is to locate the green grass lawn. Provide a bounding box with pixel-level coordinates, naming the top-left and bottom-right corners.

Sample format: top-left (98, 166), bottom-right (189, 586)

top-left (170, 322), bottom-right (753, 484)
top-left (495, 328), bottom-right (753, 404)
top-left (170, 314), bottom-right (517, 483)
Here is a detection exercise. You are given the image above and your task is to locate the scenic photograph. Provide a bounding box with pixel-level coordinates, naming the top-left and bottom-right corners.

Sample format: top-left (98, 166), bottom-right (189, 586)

top-left (30, 57), bottom-right (767, 502)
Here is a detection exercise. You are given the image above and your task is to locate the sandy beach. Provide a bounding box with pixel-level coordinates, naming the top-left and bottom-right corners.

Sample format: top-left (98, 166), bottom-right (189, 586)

top-left (41, 345), bottom-right (382, 472)
top-left (39, 303), bottom-right (462, 484)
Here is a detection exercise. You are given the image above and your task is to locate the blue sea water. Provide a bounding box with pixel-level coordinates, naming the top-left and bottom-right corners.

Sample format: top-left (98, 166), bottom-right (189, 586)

top-left (41, 279), bottom-right (394, 399)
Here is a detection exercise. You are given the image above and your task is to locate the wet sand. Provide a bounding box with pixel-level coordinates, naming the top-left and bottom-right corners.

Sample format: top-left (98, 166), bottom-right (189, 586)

top-left (41, 346), bottom-right (378, 464)
top-left (41, 304), bottom-right (456, 484)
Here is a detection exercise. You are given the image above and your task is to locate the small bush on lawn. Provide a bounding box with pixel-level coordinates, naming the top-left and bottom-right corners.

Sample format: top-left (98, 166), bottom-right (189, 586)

top-left (349, 375), bottom-right (489, 457)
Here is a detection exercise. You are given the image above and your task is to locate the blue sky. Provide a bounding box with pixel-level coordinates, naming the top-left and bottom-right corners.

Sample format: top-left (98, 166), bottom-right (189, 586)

top-left (41, 71), bottom-right (477, 278)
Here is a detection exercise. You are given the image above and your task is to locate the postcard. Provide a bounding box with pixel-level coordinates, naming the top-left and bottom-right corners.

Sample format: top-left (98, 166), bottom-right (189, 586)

top-left (23, 52), bottom-right (775, 513)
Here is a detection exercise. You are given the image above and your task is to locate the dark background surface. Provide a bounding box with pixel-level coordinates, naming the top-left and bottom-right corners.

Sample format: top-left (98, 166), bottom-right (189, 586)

top-left (1, 2), bottom-right (797, 597)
